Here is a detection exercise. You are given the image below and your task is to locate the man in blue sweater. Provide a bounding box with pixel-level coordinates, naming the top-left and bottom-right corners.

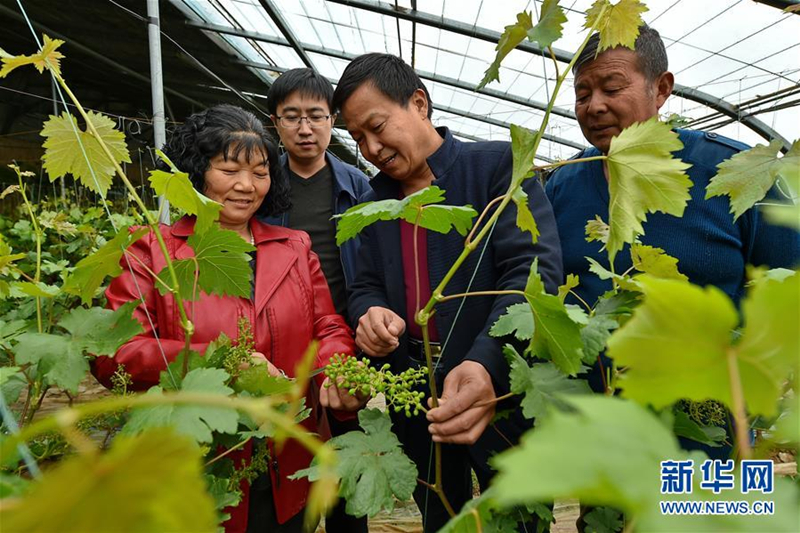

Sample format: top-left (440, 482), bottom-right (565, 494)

top-left (333, 53), bottom-right (562, 531)
top-left (264, 68), bottom-right (370, 533)
top-left (545, 25), bottom-right (800, 393)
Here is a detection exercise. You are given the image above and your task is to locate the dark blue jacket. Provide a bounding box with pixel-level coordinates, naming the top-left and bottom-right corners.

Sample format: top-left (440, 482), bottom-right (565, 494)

top-left (263, 152), bottom-right (371, 287)
top-left (348, 127), bottom-right (563, 393)
top-left (546, 128), bottom-right (800, 393)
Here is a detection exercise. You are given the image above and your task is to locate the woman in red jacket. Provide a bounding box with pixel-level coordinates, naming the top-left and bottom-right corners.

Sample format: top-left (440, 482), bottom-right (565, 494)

top-left (93, 104), bottom-right (364, 532)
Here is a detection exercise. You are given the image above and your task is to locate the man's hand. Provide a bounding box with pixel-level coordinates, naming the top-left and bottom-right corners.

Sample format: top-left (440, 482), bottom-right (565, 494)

top-left (319, 377), bottom-right (370, 411)
top-left (426, 361), bottom-right (496, 445)
top-left (355, 306), bottom-right (406, 357)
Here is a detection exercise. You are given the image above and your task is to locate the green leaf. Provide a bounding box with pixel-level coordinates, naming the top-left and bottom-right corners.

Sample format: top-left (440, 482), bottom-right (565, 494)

top-left (506, 345), bottom-right (590, 420)
top-left (0, 430), bottom-right (217, 532)
top-left (149, 169), bottom-right (222, 234)
top-left (525, 259), bottom-right (584, 375)
top-left (605, 118), bottom-right (692, 261)
top-left (746, 266), bottom-right (796, 286)
top-left (9, 281), bottom-right (60, 298)
top-left (292, 408), bottom-right (417, 518)
top-left (477, 11), bottom-right (533, 90)
top-left (511, 187), bottom-right (540, 244)
top-left (736, 272), bottom-right (800, 416)
top-left (0, 235), bottom-right (25, 273)
top-left (490, 303), bottom-right (535, 341)
top-left (12, 303), bottom-right (142, 393)
top-left (585, 215), bottom-right (609, 245)
top-left (705, 139), bottom-right (799, 220)
top-left (159, 224), bottom-right (254, 301)
top-left (233, 367), bottom-right (293, 397)
top-left (630, 243), bottom-right (687, 281)
top-left (0, 35), bottom-right (65, 78)
top-left (609, 274), bottom-right (799, 416)
top-left (334, 186), bottom-right (476, 245)
top-left (580, 314), bottom-right (618, 364)
top-left (526, 0), bottom-right (567, 49)
top-left (584, 0), bottom-right (648, 52)
top-left (584, 507), bottom-right (624, 533)
top-left (62, 227), bottom-right (149, 305)
top-left (764, 202), bottom-right (800, 231)
top-left (586, 257), bottom-right (641, 292)
top-left (607, 277), bottom-right (737, 410)
top-left (672, 409), bottom-right (723, 448)
top-left (557, 274), bottom-right (580, 303)
top-left (124, 368), bottom-right (238, 444)
top-left (0, 366), bottom-right (20, 386)
top-left (0, 471), bottom-right (30, 499)
top-left (510, 124), bottom-right (537, 186)
top-left (439, 487), bottom-right (519, 533)
top-left (41, 111), bottom-right (131, 196)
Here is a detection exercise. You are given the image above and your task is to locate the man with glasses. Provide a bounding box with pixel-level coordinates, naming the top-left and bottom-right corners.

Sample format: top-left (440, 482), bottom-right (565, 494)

top-left (266, 68), bottom-right (370, 533)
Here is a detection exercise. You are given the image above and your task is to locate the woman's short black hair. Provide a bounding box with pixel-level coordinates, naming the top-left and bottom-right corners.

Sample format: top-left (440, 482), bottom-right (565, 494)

top-left (162, 104), bottom-right (290, 218)
top-left (332, 53), bottom-right (433, 118)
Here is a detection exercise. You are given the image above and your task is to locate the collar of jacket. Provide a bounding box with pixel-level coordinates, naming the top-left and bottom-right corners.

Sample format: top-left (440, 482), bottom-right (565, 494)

top-left (278, 151), bottom-right (360, 200)
top-left (170, 215), bottom-right (292, 245)
top-left (368, 126), bottom-right (462, 195)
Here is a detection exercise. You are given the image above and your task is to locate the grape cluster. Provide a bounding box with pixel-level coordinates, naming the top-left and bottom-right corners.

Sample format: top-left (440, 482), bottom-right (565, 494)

top-left (324, 354), bottom-right (429, 417)
top-left (223, 317), bottom-right (255, 379)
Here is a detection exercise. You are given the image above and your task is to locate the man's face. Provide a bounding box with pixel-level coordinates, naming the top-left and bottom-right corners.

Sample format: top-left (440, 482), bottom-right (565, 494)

top-left (272, 92), bottom-right (333, 165)
top-left (341, 83), bottom-right (434, 185)
top-left (574, 47), bottom-right (669, 153)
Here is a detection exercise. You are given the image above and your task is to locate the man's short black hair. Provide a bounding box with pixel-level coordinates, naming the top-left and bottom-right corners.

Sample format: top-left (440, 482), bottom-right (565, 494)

top-left (267, 68), bottom-right (334, 115)
top-left (332, 53), bottom-right (433, 119)
top-left (573, 24), bottom-right (668, 81)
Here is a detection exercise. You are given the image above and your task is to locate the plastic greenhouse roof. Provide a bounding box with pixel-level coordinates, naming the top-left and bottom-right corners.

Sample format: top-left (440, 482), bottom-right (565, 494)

top-left (170, 0), bottom-right (800, 166)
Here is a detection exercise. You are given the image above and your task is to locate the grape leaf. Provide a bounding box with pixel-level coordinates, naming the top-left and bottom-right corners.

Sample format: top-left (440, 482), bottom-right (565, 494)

top-left (149, 169), bottom-right (222, 235)
top-left (12, 302), bottom-right (142, 393)
top-left (557, 274), bottom-right (580, 303)
top-left (439, 487), bottom-right (519, 533)
top-left (585, 215), bottom-right (609, 245)
top-left (158, 224), bottom-right (254, 301)
top-left (0, 366), bottom-right (20, 387)
top-left (764, 202), bottom-right (800, 231)
top-left (490, 302), bottom-right (534, 341)
top-left (506, 345), bottom-right (590, 420)
top-left (605, 118), bottom-right (692, 261)
top-left (334, 186), bottom-right (476, 245)
top-left (511, 187), bottom-right (540, 244)
top-left (608, 274), bottom-right (799, 416)
top-left (584, 507), bottom-right (624, 533)
top-left (0, 471), bottom-right (30, 499)
top-left (586, 257), bottom-right (641, 292)
top-left (292, 408), bottom-right (417, 518)
top-left (511, 124), bottom-right (537, 186)
top-left (123, 368), bottom-right (239, 444)
top-left (62, 226), bottom-right (149, 305)
top-left (0, 430), bottom-right (217, 532)
top-left (0, 35), bottom-right (65, 78)
top-left (672, 409), bottom-right (724, 448)
top-left (478, 12), bottom-right (533, 90)
top-left (705, 139), bottom-right (800, 220)
top-left (41, 111), bottom-right (131, 196)
top-left (9, 281), bottom-right (60, 298)
top-left (494, 396), bottom-right (800, 531)
top-left (525, 259), bottom-right (584, 375)
top-left (580, 314), bottom-right (618, 364)
top-left (0, 235), bottom-right (25, 274)
top-left (584, 0), bottom-right (648, 52)
top-left (527, 0), bottom-right (567, 49)
top-left (746, 266), bottom-right (796, 286)
top-left (630, 243), bottom-right (687, 281)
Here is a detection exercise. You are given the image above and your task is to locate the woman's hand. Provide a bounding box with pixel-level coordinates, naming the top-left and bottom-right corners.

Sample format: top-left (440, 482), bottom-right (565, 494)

top-left (319, 377), bottom-right (370, 411)
top-left (240, 351), bottom-right (284, 378)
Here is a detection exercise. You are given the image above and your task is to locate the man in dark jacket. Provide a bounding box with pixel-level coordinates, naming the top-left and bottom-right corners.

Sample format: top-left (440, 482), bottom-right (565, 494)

top-left (264, 68), bottom-right (370, 533)
top-left (332, 53), bottom-right (563, 531)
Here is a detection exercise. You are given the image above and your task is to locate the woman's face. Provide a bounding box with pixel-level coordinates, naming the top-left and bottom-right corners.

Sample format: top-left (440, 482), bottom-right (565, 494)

top-left (203, 147), bottom-right (271, 232)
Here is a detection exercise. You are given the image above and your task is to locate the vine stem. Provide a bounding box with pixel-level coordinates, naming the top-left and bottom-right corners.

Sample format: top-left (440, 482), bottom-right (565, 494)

top-left (436, 289), bottom-right (526, 305)
top-left (466, 195), bottom-right (504, 246)
top-left (205, 436), bottom-right (252, 467)
top-left (533, 155), bottom-right (607, 173)
top-left (474, 391), bottom-right (515, 409)
top-left (49, 68), bottom-right (195, 365)
top-left (14, 168), bottom-right (44, 332)
top-left (726, 348), bottom-right (752, 460)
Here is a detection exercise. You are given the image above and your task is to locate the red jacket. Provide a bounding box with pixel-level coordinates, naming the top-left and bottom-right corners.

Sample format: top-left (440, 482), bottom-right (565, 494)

top-left (93, 216), bottom-right (355, 530)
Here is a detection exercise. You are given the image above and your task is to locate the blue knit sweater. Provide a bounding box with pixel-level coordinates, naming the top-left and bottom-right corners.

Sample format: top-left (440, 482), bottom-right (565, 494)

top-left (546, 129), bottom-right (800, 310)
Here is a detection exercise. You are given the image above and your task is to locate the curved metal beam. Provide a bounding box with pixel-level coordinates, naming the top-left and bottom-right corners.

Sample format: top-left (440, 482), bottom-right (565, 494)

top-left (325, 0), bottom-right (792, 149)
